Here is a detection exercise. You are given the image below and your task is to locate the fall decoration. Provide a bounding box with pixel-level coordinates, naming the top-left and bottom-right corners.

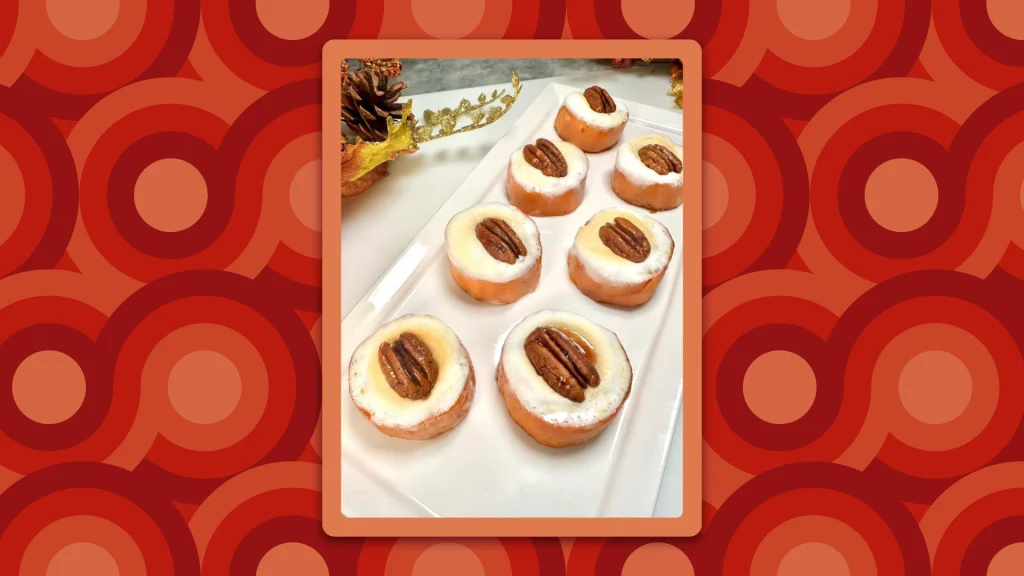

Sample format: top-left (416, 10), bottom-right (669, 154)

top-left (341, 68), bottom-right (409, 142)
top-left (610, 58), bottom-right (683, 109)
top-left (340, 71), bottom-right (523, 197)
top-left (669, 59), bottom-right (683, 109)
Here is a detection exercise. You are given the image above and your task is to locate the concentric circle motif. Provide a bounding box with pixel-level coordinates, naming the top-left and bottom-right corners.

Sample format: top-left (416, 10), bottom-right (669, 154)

top-left (746, 0), bottom-right (930, 119)
top-left (702, 80), bottom-right (809, 288)
top-left (10, 0), bottom-right (199, 119)
top-left (932, 0), bottom-right (1024, 90)
top-left (700, 463), bottom-right (930, 575)
top-left (100, 271), bottom-right (319, 503)
top-left (922, 463), bottom-right (1024, 576)
top-left (834, 271), bottom-right (1024, 503)
top-left (0, 87), bottom-right (78, 278)
top-left (0, 462), bottom-right (199, 575)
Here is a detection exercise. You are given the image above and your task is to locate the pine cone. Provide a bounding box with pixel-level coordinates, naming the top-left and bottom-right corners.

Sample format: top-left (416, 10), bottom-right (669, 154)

top-left (341, 69), bottom-right (408, 142)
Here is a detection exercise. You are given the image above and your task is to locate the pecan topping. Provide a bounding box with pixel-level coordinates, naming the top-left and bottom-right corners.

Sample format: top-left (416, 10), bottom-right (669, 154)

top-left (475, 218), bottom-right (527, 264)
top-left (599, 217), bottom-right (650, 263)
top-left (524, 327), bottom-right (600, 403)
top-left (378, 333), bottom-right (438, 400)
top-left (523, 138), bottom-right (568, 178)
top-left (583, 86), bottom-right (616, 113)
top-left (638, 144), bottom-right (681, 175)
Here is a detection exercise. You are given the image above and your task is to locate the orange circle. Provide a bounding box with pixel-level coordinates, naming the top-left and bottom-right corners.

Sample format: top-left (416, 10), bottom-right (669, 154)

top-left (411, 0), bottom-right (485, 39)
top-left (12, 351), bottom-right (87, 425)
top-left (776, 0), bottom-right (851, 40)
top-left (989, 542), bottom-right (1024, 576)
top-left (134, 158), bottom-right (208, 233)
top-left (899, 350), bottom-right (973, 425)
top-left (704, 160), bottom-right (729, 229)
top-left (622, 543), bottom-right (694, 576)
top-left (864, 158), bottom-right (939, 232)
top-left (255, 0), bottom-right (329, 40)
top-left (621, 0), bottom-right (694, 39)
top-left (778, 542), bottom-right (850, 576)
top-left (256, 542), bottom-right (329, 576)
top-left (46, 0), bottom-right (119, 40)
top-left (47, 542), bottom-right (119, 576)
top-left (411, 543), bottom-right (486, 576)
top-left (167, 350), bottom-right (242, 424)
top-left (743, 350), bottom-right (817, 424)
top-left (0, 144), bottom-right (25, 245)
top-left (988, 0), bottom-right (1024, 40)
top-left (289, 160), bottom-right (321, 231)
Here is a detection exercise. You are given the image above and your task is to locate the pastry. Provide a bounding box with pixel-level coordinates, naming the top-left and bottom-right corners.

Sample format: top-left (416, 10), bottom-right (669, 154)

top-left (497, 310), bottom-right (632, 448)
top-left (506, 138), bottom-right (588, 217)
top-left (445, 203), bottom-right (542, 304)
top-left (348, 314), bottom-right (475, 440)
top-left (568, 207), bottom-right (674, 307)
top-left (611, 134), bottom-right (683, 211)
top-left (554, 86), bottom-right (629, 153)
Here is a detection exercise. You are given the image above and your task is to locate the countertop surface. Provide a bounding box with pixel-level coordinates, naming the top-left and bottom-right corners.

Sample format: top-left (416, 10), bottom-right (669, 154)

top-left (338, 63), bottom-right (684, 518)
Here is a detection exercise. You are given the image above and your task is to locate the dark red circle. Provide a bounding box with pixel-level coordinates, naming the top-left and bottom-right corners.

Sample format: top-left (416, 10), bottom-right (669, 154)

top-left (0, 324), bottom-right (110, 451)
top-left (837, 131), bottom-right (963, 259)
top-left (228, 0), bottom-right (354, 67)
top-left (960, 0), bottom-right (1024, 67)
top-left (960, 515), bottom-right (1024, 574)
top-left (107, 131), bottom-right (231, 259)
top-left (716, 323), bottom-right (839, 451)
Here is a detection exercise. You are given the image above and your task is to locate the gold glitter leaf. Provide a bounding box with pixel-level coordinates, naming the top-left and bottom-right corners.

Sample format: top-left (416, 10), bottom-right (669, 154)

top-left (471, 111), bottom-right (485, 125)
top-left (478, 93), bottom-right (487, 104)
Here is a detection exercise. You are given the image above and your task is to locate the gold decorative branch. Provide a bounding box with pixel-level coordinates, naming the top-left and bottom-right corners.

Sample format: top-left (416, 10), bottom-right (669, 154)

top-left (340, 71), bottom-right (523, 195)
top-left (411, 71), bottom-right (522, 145)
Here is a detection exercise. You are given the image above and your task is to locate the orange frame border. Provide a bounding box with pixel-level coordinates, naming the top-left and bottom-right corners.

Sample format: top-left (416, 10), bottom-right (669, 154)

top-left (321, 40), bottom-right (702, 537)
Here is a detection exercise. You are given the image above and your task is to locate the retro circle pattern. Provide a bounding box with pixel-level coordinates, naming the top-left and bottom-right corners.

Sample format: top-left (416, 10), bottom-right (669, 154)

top-left (1, 0), bottom-right (1024, 574)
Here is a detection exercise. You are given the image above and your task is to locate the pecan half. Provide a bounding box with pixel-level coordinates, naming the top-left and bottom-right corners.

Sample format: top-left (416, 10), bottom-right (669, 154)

top-left (583, 86), bottom-right (616, 113)
top-left (524, 327), bottom-right (600, 403)
top-left (599, 217), bottom-right (651, 263)
top-left (475, 218), bottom-right (527, 264)
top-left (638, 144), bottom-right (681, 175)
top-left (523, 138), bottom-right (568, 178)
top-left (378, 332), bottom-right (438, 400)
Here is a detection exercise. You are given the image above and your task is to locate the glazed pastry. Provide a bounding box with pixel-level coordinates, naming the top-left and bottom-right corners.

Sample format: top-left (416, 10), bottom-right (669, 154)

top-left (611, 134), bottom-right (683, 211)
top-left (568, 207), bottom-right (674, 307)
top-left (348, 314), bottom-right (475, 440)
top-left (445, 203), bottom-right (542, 304)
top-left (506, 138), bottom-right (588, 217)
top-left (497, 310), bottom-right (632, 448)
top-left (554, 86), bottom-right (629, 153)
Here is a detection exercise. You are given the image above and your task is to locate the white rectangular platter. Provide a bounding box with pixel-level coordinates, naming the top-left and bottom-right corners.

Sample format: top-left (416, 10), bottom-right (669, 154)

top-left (340, 83), bottom-right (684, 518)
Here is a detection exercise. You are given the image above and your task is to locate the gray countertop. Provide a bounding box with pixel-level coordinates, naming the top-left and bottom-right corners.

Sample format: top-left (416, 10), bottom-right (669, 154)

top-left (345, 58), bottom-right (672, 96)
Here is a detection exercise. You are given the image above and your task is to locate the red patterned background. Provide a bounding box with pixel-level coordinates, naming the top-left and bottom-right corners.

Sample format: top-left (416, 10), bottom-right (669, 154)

top-left (2, 0), bottom-right (1024, 574)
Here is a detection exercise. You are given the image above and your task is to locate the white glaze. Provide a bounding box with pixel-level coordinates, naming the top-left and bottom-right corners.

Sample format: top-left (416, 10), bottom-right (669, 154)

top-left (509, 140), bottom-right (588, 195)
top-left (501, 310), bottom-right (631, 428)
top-left (349, 315), bottom-right (471, 429)
top-left (615, 134), bottom-right (683, 187)
top-left (563, 92), bottom-right (629, 130)
top-left (445, 202), bottom-right (541, 283)
top-left (569, 207), bottom-right (673, 286)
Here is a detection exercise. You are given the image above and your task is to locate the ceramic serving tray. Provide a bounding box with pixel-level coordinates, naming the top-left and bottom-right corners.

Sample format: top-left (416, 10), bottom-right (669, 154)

top-left (339, 83), bottom-right (684, 518)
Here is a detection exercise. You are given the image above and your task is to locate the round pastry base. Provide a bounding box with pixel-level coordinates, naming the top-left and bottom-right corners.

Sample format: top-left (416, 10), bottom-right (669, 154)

top-left (611, 169), bottom-right (683, 211)
top-left (567, 250), bottom-right (669, 308)
top-left (506, 164), bottom-right (586, 217)
top-left (448, 254), bottom-right (541, 305)
top-left (497, 362), bottom-right (630, 448)
top-left (351, 353), bottom-right (476, 440)
top-left (554, 106), bottom-right (625, 153)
